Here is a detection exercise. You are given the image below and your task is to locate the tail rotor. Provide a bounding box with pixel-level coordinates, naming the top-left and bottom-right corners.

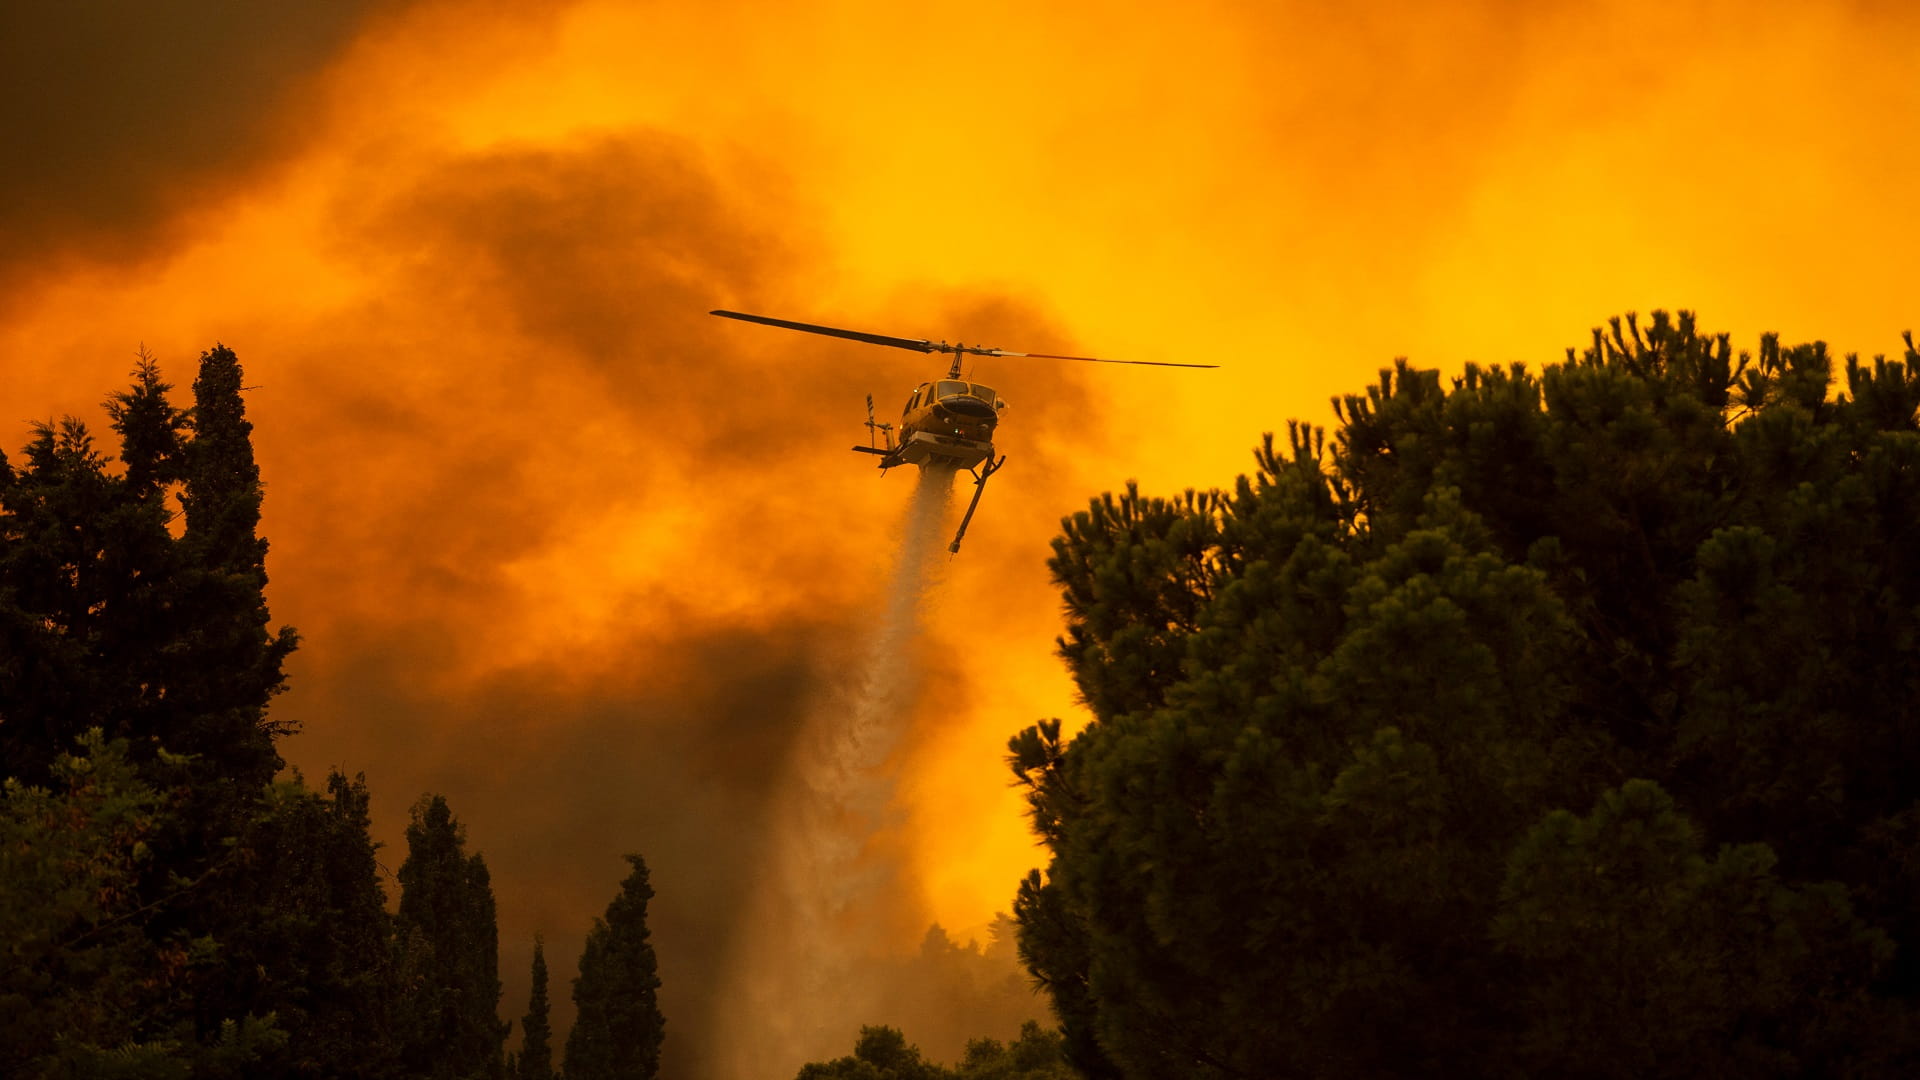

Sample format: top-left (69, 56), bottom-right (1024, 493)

top-left (864, 394), bottom-right (895, 452)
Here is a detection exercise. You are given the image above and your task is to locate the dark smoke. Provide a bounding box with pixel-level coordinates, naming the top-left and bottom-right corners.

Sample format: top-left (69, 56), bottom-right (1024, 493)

top-left (252, 129), bottom-right (1096, 1077)
top-left (5, 13), bottom-right (1119, 1069)
top-left (275, 616), bottom-right (852, 1075)
top-left (0, 4), bottom-right (401, 285)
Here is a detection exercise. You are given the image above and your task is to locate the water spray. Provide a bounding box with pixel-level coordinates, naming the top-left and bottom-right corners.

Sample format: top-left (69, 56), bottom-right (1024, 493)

top-left (708, 464), bottom-right (958, 1080)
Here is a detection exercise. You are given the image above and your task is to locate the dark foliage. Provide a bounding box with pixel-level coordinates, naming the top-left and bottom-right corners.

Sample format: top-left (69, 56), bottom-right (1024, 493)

top-left (397, 794), bottom-right (509, 1080)
top-left (796, 1021), bottom-right (1076, 1079)
top-left (518, 938), bottom-right (554, 1080)
top-left (0, 351), bottom-right (508, 1078)
top-left (798, 1026), bottom-right (952, 1080)
top-left (0, 349), bottom-right (402, 1075)
top-left (1016, 313), bottom-right (1920, 1077)
top-left (0, 732), bottom-right (290, 1076)
top-left (188, 769), bottom-right (407, 1079)
top-left (565, 854), bottom-right (665, 1080)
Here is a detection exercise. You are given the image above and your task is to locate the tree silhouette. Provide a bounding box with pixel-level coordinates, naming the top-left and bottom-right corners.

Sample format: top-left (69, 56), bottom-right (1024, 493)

top-left (0, 349), bottom-right (530, 1075)
top-left (518, 936), bottom-right (554, 1080)
top-left (397, 794), bottom-right (507, 1080)
top-left (566, 854), bottom-right (664, 1080)
top-left (0, 348), bottom-right (327, 1073)
top-left (1016, 313), bottom-right (1920, 1077)
top-left (174, 343), bottom-right (298, 796)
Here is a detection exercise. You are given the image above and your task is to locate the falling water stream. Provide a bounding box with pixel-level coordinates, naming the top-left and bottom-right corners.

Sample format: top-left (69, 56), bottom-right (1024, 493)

top-left (706, 462), bottom-right (958, 1080)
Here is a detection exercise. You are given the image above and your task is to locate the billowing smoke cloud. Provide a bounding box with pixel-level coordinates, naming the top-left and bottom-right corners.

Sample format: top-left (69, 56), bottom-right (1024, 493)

top-left (0, 4), bottom-right (403, 286)
top-left (252, 126), bottom-right (1086, 1075)
top-left (283, 614), bottom-right (853, 1078)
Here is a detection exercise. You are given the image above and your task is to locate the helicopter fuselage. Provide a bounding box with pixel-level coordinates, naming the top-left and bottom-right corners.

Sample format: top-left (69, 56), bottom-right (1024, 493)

top-left (857, 378), bottom-right (1005, 471)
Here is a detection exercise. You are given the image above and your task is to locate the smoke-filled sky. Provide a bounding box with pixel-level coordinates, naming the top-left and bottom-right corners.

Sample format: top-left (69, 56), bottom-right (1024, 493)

top-left (4, 1), bottom-right (1917, 1075)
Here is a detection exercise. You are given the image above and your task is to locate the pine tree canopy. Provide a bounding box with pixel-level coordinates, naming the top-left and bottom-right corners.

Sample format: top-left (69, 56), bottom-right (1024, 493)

top-left (1014, 313), bottom-right (1920, 1078)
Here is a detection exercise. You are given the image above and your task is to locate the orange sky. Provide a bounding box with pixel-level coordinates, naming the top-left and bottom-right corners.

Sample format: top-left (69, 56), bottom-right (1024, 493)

top-left (4, 1), bottom-right (1916, 1074)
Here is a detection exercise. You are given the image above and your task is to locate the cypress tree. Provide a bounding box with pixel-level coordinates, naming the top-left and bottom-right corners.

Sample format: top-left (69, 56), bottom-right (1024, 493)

top-left (174, 343), bottom-right (297, 793)
top-left (518, 937), bottom-right (554, 1080)
top-left (196, 769), bottom-right (404, 1077)
top-left (397, 794), bottom-right (508, 1080)
top-left (565, 855), bottom-right (664, 1080)
top-left (182, 343), bottom-right (263, 572)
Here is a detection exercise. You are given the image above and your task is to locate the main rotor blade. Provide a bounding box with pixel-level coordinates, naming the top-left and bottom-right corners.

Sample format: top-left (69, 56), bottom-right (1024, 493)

top-left (713, 309), bottom-right (1218, 368)
top-left (710, 310), bottom-right (935, 354)
top-left (998, 350), bottom-right (1219, 369)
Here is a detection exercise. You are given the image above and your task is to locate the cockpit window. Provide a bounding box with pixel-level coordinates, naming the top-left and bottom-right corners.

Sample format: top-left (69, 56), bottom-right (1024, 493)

top-left (932, 380), bottom-right (1000, 403)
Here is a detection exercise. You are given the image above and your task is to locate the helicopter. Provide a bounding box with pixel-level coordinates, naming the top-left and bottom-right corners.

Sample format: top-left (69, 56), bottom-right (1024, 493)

top-left (709, 309), bottom-right (1217, 554)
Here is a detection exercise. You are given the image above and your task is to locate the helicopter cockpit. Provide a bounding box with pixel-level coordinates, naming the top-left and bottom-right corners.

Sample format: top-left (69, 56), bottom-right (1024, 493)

top-left (909, 380), bottom-right (1005, 419)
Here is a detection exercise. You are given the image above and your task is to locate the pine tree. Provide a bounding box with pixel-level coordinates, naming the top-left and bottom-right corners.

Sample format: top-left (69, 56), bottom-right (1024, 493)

top-left (397, 794), bottom-right (508, 1080)
top-left (565, 855), bottom-right (664, 1080)
top-left (518, 937), bottom-right (554, 1080)
top-left (1015, 313), bottom-right (1920, 1077)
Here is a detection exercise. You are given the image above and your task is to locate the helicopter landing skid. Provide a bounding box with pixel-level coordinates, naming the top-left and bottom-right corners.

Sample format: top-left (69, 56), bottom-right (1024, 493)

top-left (949, 454), bottom-right (1005, 555)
